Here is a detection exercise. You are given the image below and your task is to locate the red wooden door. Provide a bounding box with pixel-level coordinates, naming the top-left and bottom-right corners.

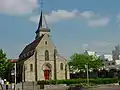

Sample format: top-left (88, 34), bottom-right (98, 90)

top-left (44, 70), bottom-right (49, 80)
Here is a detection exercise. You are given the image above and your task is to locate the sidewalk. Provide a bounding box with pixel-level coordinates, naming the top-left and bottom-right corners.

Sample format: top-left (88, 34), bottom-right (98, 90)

top-left (91, 85), bottom-right (120, 90)
top-left (86, 83), bottom-right (120, 90)
top-left (97, 83), bottom-right (119, 87)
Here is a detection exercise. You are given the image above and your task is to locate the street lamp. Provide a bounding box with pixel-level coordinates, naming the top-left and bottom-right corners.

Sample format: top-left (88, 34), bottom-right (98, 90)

top-left (85, 64), bottom-right (89, 85)
top-left (14, 62), bottom-right (16, 90)
top-left (11, 59), bottom-right (17, 90)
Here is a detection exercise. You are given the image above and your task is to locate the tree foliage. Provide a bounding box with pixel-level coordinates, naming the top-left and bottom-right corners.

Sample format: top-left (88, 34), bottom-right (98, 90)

top-left (68, 53), bottom-right (103, 72)
top-left (0, 49), bottom-right (13, 79)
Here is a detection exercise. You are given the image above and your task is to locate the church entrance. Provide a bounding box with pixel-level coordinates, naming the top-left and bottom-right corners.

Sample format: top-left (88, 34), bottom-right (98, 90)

top-left (44, 70), bottom-right (51, 80)
top-left (42, 63), bottom-right (52, 80)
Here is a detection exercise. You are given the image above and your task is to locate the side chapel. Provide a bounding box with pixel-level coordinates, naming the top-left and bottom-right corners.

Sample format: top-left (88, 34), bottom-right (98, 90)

top-left (16, 11), bottom-right (70, 82)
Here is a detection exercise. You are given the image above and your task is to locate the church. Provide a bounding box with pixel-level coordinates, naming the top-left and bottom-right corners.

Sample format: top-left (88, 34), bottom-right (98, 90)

top-left (16, 11), bottom-right (70, 82)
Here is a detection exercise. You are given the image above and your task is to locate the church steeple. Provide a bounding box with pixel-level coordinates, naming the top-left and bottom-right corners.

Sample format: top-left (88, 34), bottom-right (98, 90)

top-left (38, 11), bottom-right (43, 30)
top-left (35, 0), bottom-right (50, 39)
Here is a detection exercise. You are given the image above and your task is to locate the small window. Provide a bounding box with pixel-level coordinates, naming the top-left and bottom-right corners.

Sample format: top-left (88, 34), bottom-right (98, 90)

top-left (45, 41), bottom-right (47, 45)
top-left (105, 59), bottom-right (108, 61)
top-left (45, 50), bottom-right (49, 61)
top-left (30, 64), bottom-right (33, 72)
top-left (60, 63), bottom-right (64, 70)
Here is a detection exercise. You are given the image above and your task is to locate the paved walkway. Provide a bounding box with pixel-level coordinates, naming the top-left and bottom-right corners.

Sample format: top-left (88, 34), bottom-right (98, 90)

top-left (91, 85), bottom-right (120, 90)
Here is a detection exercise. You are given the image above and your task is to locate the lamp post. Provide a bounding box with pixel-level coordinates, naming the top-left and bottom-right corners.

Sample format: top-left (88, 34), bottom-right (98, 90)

top-left (85, 64), bottom-right (89, 85)
top-left (11, 59), bottom-right (17, 90)
top-left (14, 62), bottom-right (16, 90)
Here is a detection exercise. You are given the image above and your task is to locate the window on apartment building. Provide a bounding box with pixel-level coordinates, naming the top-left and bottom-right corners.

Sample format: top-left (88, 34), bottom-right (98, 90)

top-left (112, 62), bottom-right (115, 65)
top-left (60, 63), bottom-right (64, 70)
top-left (30, 64), bottom-right (33, 72)
top-left (105, 59), bottom-right (108, 61)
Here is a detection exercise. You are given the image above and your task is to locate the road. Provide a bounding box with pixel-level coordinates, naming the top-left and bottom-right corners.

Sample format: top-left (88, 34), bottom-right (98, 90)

top-left (91, 85), bottom-right (120, 90)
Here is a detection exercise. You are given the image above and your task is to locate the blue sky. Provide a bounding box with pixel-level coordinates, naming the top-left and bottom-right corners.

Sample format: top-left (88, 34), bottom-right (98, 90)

top-left (0, 0), bottom-right (120, 59)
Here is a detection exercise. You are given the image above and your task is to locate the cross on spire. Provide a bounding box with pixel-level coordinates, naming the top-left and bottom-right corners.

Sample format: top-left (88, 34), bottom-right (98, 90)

top-left (37, 0), bottom-right (44, 30)
top-left (35, 0), bottom-right (50, 39)
top-left (40, 0), bottom-right (44, 11)
top-left (37, 0), bottom-right (48, 29)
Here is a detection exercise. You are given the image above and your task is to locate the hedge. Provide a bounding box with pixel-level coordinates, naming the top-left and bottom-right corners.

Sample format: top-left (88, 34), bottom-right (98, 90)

top-left (37, 78), bottom-right (119, 85)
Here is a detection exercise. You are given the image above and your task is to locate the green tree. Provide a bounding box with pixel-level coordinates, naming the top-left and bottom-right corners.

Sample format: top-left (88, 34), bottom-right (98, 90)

top-left (68, 53), bottom-right (103, 72)
top-left (0, 49), bottom-right (13, 79)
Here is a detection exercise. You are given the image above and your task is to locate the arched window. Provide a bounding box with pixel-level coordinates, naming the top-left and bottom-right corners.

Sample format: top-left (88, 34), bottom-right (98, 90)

top-left (30, 64), bottom-right (33, 71)
top-left (65, 64), bottom-right (67, 79)
top-left (60, 63), bottom-right (64, 70)
top-left (45, 41), bottom-right (47, 45)
top-left (45, 50), bottom-right (49, 61)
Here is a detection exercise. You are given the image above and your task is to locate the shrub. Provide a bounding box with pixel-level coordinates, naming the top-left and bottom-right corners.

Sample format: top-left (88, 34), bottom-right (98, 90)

top-left (37, 78), bottom-right (118, 85)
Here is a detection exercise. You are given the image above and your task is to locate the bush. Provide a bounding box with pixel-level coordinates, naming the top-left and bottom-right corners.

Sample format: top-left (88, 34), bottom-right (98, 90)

top-left (37, 78), bottom-right (118, 85)
top-left (89, 78), bottom-right (118, 84)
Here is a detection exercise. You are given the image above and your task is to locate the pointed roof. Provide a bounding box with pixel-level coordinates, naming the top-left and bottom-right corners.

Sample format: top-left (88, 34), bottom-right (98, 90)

top-left (36, 11), bottom-right (50, 34)
top-left (37, 11), bottom-right (43, 30)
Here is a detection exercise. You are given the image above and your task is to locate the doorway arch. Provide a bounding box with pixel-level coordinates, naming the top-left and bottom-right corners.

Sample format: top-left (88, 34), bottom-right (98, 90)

top-left (42, 63), bottom-right (52, 80)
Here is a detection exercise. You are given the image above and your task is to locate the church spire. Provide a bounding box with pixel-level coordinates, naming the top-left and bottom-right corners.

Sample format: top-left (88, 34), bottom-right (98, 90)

top-left (35, 11), bottom-right (42, 35)
top-left (35, 0), bottom-right (50, 39)
top-left (38, 11), bottom-right (43, 30)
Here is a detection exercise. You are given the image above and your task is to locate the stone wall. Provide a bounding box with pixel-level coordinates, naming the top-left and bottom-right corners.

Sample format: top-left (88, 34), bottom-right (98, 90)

top-left (9, 82), bottom-right (69, 90)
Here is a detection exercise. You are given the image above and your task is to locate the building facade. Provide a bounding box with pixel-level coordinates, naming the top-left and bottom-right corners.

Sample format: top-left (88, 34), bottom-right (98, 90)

top-left (16, 11), bottom-right (69, 82)
top-left (112, 45), bottom-right (120, 60)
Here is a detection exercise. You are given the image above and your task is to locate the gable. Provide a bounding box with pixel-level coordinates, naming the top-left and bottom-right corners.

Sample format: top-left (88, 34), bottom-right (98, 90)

top-left (36, 34), bottom-right (56, 55)
top-left (37, 34), bottom-right (55, 48)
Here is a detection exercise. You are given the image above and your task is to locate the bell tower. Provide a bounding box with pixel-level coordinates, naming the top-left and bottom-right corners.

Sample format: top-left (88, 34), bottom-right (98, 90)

top-left (35, 0), bottom-right (50, 39)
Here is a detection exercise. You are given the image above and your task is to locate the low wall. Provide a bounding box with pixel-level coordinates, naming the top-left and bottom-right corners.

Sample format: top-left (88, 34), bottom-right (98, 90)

top-left (9, 82), bottom-right (68, 90)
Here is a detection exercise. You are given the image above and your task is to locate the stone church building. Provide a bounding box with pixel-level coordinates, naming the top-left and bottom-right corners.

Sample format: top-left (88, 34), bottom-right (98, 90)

top-left (16, 11), bottom-right (70, 82)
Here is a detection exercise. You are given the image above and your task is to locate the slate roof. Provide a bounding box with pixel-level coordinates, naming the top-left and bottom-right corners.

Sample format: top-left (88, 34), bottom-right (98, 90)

top-left (19, 34), bottom-right (44, 60)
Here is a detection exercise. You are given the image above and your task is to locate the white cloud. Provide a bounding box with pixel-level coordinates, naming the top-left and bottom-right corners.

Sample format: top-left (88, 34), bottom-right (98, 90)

top-left (88, 17), bottom-right (110, 28)
top-left (58, 40), bottom-right (115, 58)
top-left (116, 13), bottom-right (120, 21)
top-left (0, 0), bottom-right (38, 15)
top-left (82, 41), bottom-right (114, 54)
top-left (116, 13), bottom-right (120, 26)
top-left (30, 10), bottom-right (109, 28)
top-left (82, 44), bottom-right (89, 50)
top-left (81, 11), bottom-right (96, 19)
top-left (0, 0), bottom-right (110, 28)
top-left (80, 11), bottom-right (110, 28)
top-left (116, 13), bottom-right (120, 27)
top-left (30, 10), bottom-right (79, 24)
top-left (91, 41), bottom-right (113, 47)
